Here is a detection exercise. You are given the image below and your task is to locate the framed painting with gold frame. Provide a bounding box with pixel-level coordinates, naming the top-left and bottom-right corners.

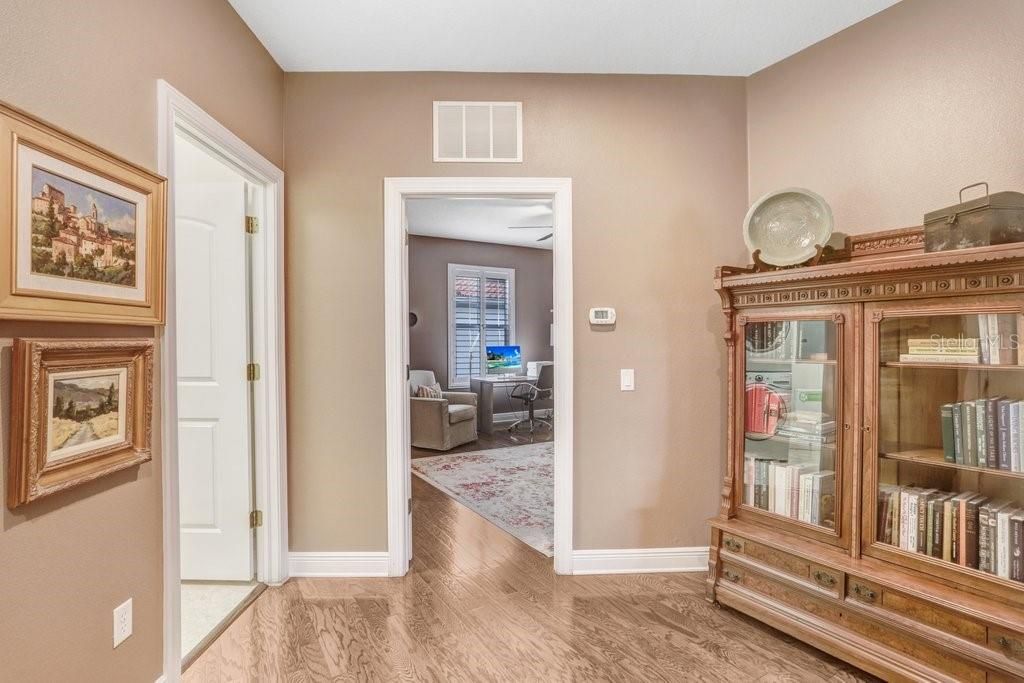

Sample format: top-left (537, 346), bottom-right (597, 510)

top-left (7, 338), bottom-right (154, 507)
top-left (0, 102), bottom-right (165, 324)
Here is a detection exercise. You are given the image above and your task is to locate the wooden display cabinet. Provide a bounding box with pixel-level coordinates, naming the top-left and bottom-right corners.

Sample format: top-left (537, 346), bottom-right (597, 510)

top-left (710, 239), bottom-right (1024, 682)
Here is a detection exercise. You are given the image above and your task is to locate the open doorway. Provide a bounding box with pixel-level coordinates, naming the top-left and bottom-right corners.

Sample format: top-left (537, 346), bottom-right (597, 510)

top-left (158, 81), bottom-right (288, 680)
top-left (383, 177), bottom-right (573, 576)
top-left (406, 197), bottom-right (555, 556)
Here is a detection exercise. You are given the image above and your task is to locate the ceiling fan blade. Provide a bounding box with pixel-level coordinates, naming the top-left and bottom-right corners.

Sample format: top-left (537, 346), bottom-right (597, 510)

top-left (507, 225), bottom-right (553, 230)
top-left (537, 233), bottom-right (553, 241)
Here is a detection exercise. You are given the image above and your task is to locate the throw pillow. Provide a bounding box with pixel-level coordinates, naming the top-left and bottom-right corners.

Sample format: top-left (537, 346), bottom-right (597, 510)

top-left (416, 383), bottom-right (442, 399)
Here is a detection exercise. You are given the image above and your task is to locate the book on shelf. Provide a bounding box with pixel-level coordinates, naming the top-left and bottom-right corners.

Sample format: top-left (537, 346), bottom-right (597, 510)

top-left (998, 506), bottom-right (1020, 579)
top-left (979, 315), bottom-right (991, 364)
top-left (1013, 401), bottom-right (1023, 472)
top-left (964, 494), bottom-right (988, 569)
top-left (938, 398), bottom-right (1024, 472)
top-left (951, 403), bottom-right (964, 464)
top-left (941, 404), bottom-right (956, 463)
top-left (1012, 512), bottom-right (1024, 582)
top-left (963, 402), bottom-right (978, 467)
top-left (898, 353), bottom-right (980, 364)
top-left (999, 398), bottom-right (1013, 470)
top-left (976, 397), bottom-right (992, 468)
top-left (906, 336), bottom-right (979, 356)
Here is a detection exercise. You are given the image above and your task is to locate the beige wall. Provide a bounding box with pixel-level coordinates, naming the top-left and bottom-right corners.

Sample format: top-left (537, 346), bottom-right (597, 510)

top-left (285, 72), bottom-right (749, 552)
top-left (0, 1), bottom-right (282, 681)
top-left (409, 235), bottom-right (553, 413)
top-left (747, 0), bottom-right (1024, 236)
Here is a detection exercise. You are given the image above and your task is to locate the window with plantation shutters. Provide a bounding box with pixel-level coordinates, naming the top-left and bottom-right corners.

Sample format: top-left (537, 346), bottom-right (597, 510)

top-left (447, 264), bottom-right (516, 388)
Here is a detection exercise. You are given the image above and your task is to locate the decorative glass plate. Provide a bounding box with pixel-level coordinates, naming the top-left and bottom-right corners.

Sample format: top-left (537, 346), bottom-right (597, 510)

top-left (743, 188), bottom-right (834, 266)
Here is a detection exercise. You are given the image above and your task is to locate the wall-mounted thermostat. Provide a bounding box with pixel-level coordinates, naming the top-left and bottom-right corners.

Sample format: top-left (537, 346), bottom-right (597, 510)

top-left (589, 307), bottom-right (616, 325)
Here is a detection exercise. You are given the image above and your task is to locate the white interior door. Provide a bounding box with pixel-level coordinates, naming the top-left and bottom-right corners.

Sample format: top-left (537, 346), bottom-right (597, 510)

top-left (175, 133), bottom-right (254, 581)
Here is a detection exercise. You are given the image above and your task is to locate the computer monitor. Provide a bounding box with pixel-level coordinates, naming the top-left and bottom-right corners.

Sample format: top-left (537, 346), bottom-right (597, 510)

top-left (486, 345), bottom-right (522, 375)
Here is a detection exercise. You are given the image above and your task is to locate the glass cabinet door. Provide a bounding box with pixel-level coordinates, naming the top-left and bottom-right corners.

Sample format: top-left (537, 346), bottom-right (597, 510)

top-left (739, 313), bottom-right (849, 544)
top-left (867, 302), bottom-right (1024, 589)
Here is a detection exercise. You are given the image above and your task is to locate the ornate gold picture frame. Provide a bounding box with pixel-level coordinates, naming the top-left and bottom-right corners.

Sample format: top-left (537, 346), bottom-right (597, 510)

top-left (7, 338), bottom-right (154, 507)
top-left (0, 102), bottom-right (166, 324)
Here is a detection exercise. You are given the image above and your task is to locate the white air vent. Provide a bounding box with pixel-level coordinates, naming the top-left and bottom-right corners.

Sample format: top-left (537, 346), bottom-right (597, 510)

top-left (433, 101), bottom-right (522, 163)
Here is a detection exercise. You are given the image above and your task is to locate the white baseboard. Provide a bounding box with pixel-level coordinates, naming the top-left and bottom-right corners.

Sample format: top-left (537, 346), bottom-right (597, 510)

top-left (288, 552), bottom-right (390, 577)
top-left (493, 408), bottom-right (553, 423)
top-left (571, 546), bottom-right (709, 575)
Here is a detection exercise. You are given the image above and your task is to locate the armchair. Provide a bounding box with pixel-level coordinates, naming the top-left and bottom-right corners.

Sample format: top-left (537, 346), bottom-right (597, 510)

top-left (409, 370), bottom-right (478, 450)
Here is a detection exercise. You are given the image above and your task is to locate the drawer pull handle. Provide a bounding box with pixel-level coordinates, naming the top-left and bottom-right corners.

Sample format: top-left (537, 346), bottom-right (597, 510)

top-left (722, 569), bottom-right (741, 583)
top-left (723, 538), bottom-right (743, 552)
top-left (813, 570), bottom-right (837, 587)
top-left (852, 584), bottom-right (877, 602)
top-left (997, 636), bottom-right (1024, 656)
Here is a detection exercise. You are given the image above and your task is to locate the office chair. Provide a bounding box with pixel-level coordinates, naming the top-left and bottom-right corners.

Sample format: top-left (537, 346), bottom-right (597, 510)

top-left (509, 363), bottom-right (553, 433)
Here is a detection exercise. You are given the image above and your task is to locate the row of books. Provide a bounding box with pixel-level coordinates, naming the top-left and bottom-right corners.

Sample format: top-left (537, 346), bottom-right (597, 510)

top-left (939, 398), bottom-right (1024, 470)
top-left (897, 315), bottom-right (1019, 365)
top-left (900, 335), bottom-right (980, 365)
top-left (878, 486), bottom-right (1024, 582)
top-left (744, 458), bottom-right (835, 528)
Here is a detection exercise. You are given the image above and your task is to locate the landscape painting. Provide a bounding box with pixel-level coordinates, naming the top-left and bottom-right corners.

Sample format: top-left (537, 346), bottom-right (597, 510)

top-left (30, 166), bottom-right (137, 287)
top-left (47, 371), bottom-right (125, 464)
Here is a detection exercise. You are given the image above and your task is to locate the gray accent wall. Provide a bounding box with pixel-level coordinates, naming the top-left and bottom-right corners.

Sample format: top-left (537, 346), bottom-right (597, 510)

top-left (408, 235), bottom-right (553, 413)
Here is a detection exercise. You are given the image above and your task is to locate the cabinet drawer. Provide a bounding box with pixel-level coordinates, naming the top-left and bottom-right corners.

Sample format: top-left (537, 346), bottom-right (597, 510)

top-left (722, 534), bottom-right (810, 580)
top-left (722, 533), bottom-right (844, 597)
top-left (845, 577), bottom-right (988, 645)
top-left (722, 563), bottom-right (985, 683)
top-left (719, 562), bottom-right (843, 622)
top-left (882, 590), bottom-right (987, 644)
top-left (989, 627), bottom-right (1024, 665)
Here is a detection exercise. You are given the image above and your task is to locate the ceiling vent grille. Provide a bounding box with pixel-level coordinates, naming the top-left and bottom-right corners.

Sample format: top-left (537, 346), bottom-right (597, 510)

top-left (433, 101), bottom-right (522, 163)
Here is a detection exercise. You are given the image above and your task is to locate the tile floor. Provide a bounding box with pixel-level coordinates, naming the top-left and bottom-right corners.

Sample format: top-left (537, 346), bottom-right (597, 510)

top-left (181, 581), bottom-right (259, 657)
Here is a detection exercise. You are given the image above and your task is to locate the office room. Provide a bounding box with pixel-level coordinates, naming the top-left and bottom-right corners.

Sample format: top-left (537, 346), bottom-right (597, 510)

top-left (405, 194), bottom-right (556, 557)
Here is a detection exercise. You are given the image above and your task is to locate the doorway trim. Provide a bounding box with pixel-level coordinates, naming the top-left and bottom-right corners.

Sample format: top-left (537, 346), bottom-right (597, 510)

top-left (157, 80), bottom-right (288, 681)
top-left (383, 177), bottom-right (573, 576)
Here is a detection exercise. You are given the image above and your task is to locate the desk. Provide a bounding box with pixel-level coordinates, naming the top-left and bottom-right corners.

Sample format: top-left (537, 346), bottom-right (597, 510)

top-left (469, 375), bottom-right (536, 435)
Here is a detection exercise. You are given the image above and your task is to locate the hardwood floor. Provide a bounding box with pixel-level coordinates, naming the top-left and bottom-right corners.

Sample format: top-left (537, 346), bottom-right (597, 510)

top-left (185, 470), bottom-right (875, 682)
top-left (411, 421), bottom-right (553, 459)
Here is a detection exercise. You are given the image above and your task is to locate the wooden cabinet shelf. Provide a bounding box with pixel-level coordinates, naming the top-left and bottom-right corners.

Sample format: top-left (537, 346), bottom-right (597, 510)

top-left (881, 447), bottom-right (1024, 480)
top-left (881, 361), bottom-right (1024, 371)
top-left (712, 241), bottom-right (1024, 682)
top-left (747, 358), bottom-right (838, 366)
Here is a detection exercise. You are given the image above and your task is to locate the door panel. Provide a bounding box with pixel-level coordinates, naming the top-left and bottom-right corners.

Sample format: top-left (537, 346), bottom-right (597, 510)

top-left (175, 133), bottom-right (253, 581)
top-left (734, 304), bottom-right (858, 550)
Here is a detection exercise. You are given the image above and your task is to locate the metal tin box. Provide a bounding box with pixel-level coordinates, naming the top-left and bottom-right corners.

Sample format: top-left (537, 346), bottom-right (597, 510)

top-left (924, 182), bottom-right (1024, 252)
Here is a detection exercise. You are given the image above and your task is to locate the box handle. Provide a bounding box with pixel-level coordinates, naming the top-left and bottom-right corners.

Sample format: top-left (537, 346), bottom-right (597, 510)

top-left (946, 182), bottom-right (990, 226)
top-left (959, 181), bottom-right (989, 204)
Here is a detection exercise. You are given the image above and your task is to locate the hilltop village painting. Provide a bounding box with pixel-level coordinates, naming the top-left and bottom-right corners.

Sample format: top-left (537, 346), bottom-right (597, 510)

top-left (30, 166), bottom-right (137, 287)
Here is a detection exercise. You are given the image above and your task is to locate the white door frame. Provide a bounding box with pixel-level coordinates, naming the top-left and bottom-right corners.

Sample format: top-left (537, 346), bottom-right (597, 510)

top-left (157, 80), bottom-right (288, 681)
top-left (383, 177), bottom-right (573, 576)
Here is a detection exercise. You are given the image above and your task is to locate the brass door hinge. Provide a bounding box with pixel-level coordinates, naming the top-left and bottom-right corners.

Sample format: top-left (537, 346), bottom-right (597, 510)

top-left (249, 510), bottom-right (263, 528)
top-left (245, 216), bottom-right (259, 234)
top-left (247, 363), bottom-right (260, 381)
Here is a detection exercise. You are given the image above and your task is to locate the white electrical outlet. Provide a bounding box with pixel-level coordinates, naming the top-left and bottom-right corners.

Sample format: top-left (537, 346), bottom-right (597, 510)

top-left (113, 598), bottom-right (133, 648)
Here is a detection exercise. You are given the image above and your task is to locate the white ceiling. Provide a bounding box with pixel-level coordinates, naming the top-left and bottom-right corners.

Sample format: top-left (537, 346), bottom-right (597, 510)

top-left (228, 0), bottom-right (899, 76)
top-left (406, 197), bottom-right (554, 250)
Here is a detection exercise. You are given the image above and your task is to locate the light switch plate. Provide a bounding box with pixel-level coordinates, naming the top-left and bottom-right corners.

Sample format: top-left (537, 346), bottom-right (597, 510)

top-left (620, 368), bottom-right (635, 391)
top-left (113, 598), bottom-right (132, 648)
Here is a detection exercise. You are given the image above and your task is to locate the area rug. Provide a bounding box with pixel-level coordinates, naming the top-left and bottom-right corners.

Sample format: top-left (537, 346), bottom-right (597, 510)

top-left (412, 442), bottom-right (554, 556)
